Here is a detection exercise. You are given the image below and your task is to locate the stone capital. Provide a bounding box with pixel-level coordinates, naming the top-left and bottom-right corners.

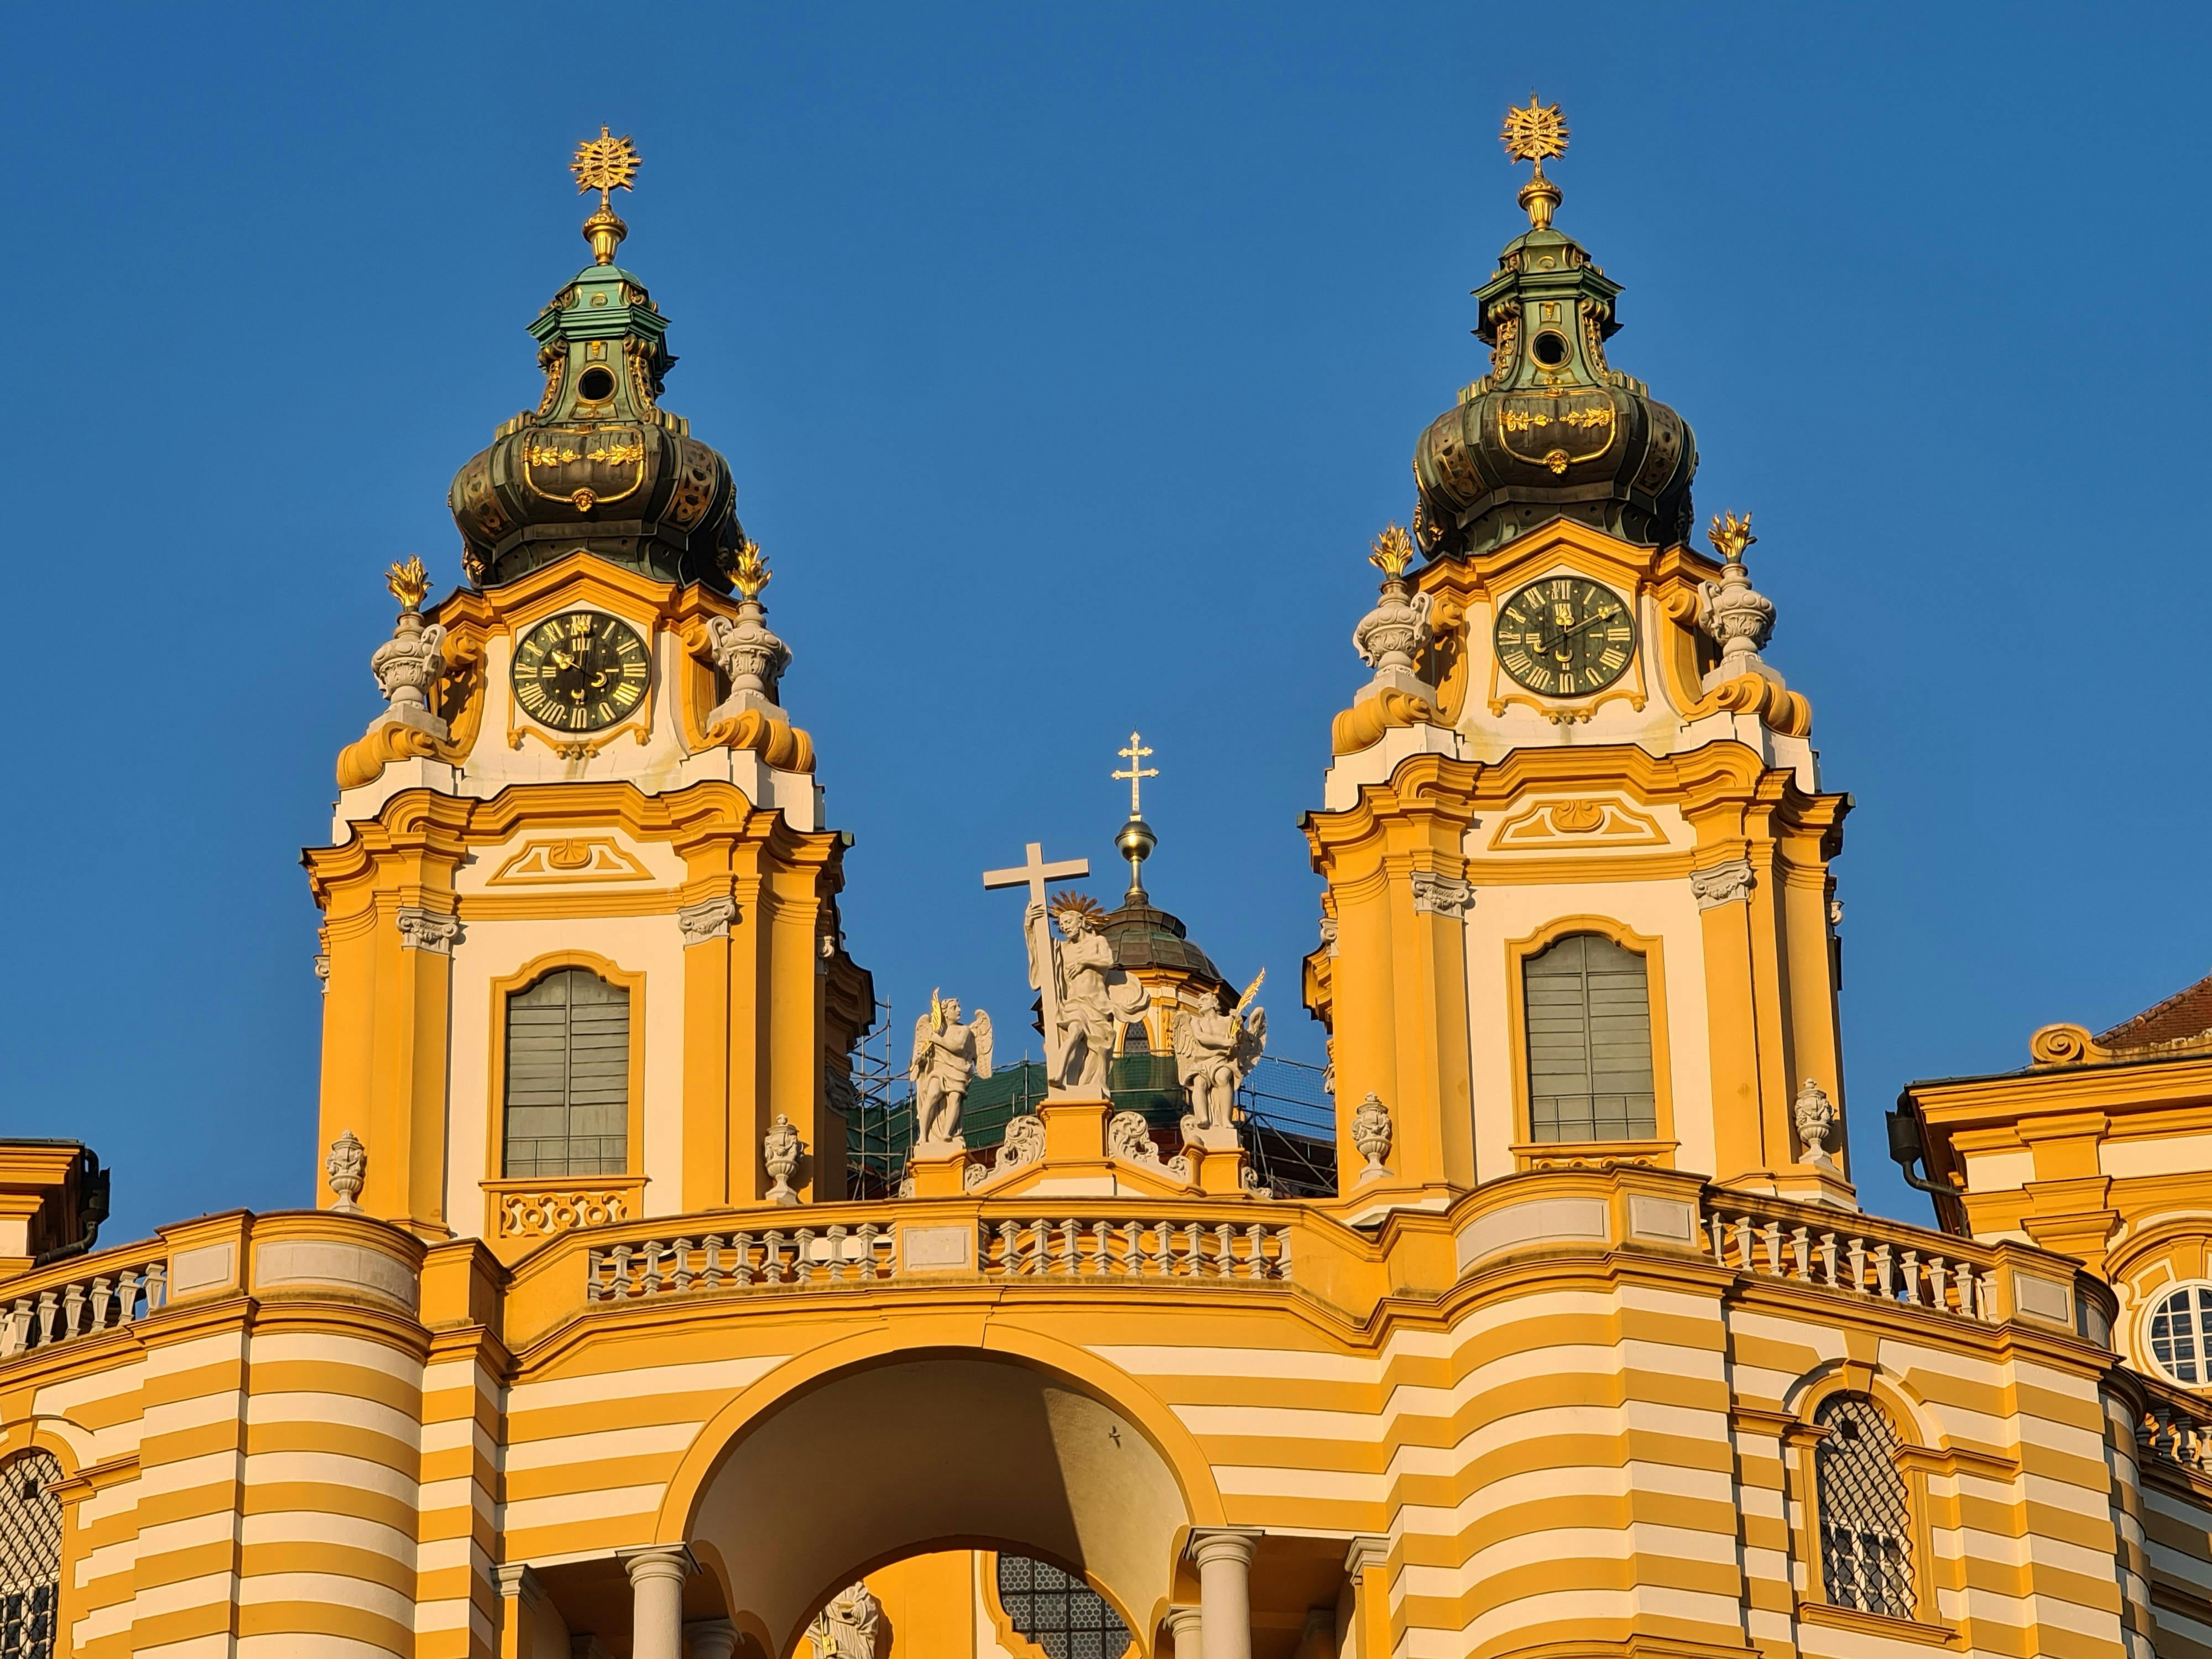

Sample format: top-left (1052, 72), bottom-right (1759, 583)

top-left (677, 895), bottom-right (739, 945)
top-left (1188, 1525), bottom-right (1262, 1568)
top-left (1408, 869), bottom-right (1473, 918)
top-left (1343, 1533), bottom-right (1389, 1575)
top-left (683, 1618), bottom-right (740, 1659)
top-left (619, 1543), bottom-right (697, 1587)
top-left (395, 906), bottom-right (461, 953)
top-left (1689, 858), bottom-right (1754, 910)
top-left (495, 1563), bottom-right (546, 1608)
top-left (1162, 1604), bottom-right (1204, 1653)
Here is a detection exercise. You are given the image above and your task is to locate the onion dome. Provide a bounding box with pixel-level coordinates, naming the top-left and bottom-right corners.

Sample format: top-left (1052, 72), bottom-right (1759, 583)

top-left (449, 129), bottom-right (745, 591)
top-left (1412, 98), bottom-right (1697, 562)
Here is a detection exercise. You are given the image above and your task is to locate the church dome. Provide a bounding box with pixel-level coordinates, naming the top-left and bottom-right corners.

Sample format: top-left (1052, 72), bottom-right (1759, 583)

top-left (449, 135), bottom-right (745, 592)
top-left (1412, 104), bottom-right (1697, 562)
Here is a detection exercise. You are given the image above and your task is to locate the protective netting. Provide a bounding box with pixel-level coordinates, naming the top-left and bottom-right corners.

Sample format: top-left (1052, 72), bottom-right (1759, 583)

top-left (995, 1554), bottom-right (1131, 1659)
top-left (1814, 1395), bottom-right (1914, 1620)
top-left (0, 1452), bottom-right (61, 1659)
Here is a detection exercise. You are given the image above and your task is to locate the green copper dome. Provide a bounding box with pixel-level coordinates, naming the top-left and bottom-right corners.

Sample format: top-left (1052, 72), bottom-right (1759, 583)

top-left (1412, 128), bottom-right (1697, 563)
top-left (449, 207), bottom-right (745, 592)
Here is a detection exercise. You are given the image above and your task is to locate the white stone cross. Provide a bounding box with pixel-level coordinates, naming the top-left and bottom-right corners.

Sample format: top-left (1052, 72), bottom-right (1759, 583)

top-left (981, 841), bottom-right (1090, 910)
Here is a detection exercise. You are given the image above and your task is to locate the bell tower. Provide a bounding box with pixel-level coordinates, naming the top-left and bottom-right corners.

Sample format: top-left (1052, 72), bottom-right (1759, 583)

top-left (306, 133), bottom-right (874, 1254)
top-left (1305, 98), bottom-right (1851, 1214)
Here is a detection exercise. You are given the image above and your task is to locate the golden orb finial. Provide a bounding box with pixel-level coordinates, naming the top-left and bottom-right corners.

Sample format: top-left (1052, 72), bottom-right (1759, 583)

top-left (385, 555), bottom-right (430, 612)
top-left (1501, 95), bottom-right (1569, 230)
top-left (1368, 523), bottom-right (1416, 578)
top-left (571, 126), bottom-right (641, 264)
top-left (727, 538), bottom-right (771, 601)
top-left (1706, 510), bottom-right (1757, 564)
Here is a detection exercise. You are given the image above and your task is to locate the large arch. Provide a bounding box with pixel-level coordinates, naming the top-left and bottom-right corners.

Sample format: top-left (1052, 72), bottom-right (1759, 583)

top-left (661, 1328), bottom-right (1220, 1657)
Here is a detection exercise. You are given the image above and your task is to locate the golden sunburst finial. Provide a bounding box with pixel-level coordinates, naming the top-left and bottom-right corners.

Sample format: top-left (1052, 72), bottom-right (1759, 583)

top-left (1500, 95), bottom-right (1569, 230)
top-left (572, 126), bottom-right (641, 264)
top-left (727, 538), bottom-right (771, 601)
top-left (1368, 524), bottom-right (1416, 578)
top-left (385, 556), bottom-right (430, 612)
top-left (1707, 511), bottom-right (1757, 564)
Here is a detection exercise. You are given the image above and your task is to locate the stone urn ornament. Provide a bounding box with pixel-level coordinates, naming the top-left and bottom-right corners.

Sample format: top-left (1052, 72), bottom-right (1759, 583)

top-left (1792, 1078), bottom-right (1838, 1169)
top-left (326, 1130), bottom-right (367, 1214)
top-left (1695, 512), bottom-right (1780, 691)
top-left (1352, 525), bottom-right (1434, 682)
top-left (1351, 1093), bottom-right (1394, 1182)
top-left (369, 557), bottom-right (449, 735)
top-left (764, 1113), bottom-right (804, 1206)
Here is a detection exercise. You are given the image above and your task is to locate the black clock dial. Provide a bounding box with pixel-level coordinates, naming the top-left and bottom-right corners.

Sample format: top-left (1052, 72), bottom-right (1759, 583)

top-left (1493, 576), bottom-right (1636, 697)
top-left (511, 610), bottom-right (651, 732)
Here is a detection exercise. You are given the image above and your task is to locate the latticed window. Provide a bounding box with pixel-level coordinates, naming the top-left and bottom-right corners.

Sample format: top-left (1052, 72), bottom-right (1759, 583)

top-left (502, 968), bottom-right (629, 1177)
top-left (1523, 932), bottom-right (1657, 1140)
top-left (995, 1554), bottom-right (1131, 1659)
top-left (1815, 1394), bottom-right (1915, 1620)
top-left (0, 1451), bottom-right (61, 1659)
top-left (2147, 1284), bottom-right (2212, 1385)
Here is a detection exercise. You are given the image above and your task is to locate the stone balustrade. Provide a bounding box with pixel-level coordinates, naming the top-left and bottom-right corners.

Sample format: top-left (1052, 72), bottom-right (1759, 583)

top-left (979, 1215), bottom-right (1291, 1280)
top-left (0, 1250), bottom-right (169, 1358)
top-left (1704, 1198), bottom-right (1996, 1322)
top-left (2142, 1386), bottom-right (2212, 1477)
top-left (588, 1224), bottom-right (899, 1300)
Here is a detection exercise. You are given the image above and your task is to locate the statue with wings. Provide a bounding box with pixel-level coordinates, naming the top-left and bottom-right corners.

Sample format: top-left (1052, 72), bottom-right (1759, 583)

top-left (911, 990), bottom-right (993, 1149)
top-left (1174, 972), bottom-right (1267, 1139)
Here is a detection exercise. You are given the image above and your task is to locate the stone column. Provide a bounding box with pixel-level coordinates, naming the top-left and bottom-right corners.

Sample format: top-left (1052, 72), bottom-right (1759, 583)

top-left (1191, 1528), bottom-right (1260, 1659)
top-left (623, 1547), bottom-right (694, 1659)
top-left (684, 1619), bottom-right (739, 1659)
top-left (1163, 1604), bottom-right (1203, 1659)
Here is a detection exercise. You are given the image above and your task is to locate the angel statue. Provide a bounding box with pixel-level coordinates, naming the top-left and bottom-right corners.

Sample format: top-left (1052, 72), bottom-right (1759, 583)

top-left (911, 989), bottom-right (992, 1149)
top-left (1030, 891), bottom-right (1147, 1094)
top-left (1175, 972), bottom-right (1267, 1146)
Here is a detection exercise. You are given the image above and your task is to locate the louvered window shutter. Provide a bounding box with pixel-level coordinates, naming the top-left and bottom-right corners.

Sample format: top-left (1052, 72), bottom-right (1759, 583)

top-left (502, 968), bottom-right (630, 1177)
top-left (1523, 932), bottom-right (1657, 1141)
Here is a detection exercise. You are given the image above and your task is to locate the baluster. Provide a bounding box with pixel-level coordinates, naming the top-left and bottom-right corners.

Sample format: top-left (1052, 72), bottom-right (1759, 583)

top-left (702, 1235), bottom-right (724, 1290)
top-left (1183, 1223), bottom-right (1204, 1276)
top-left (639, 1241), bottom-right (663, 1296)
top-left (118, 1269), bottom-right (144, 1323)
top-left (1927, 1256), bottom-right (1949, 1312)
top-left (1031, 1221), bottom-right (1053, 1277)
top-left (36, 1291), bottom-right (58, 1344)
top-left (1119, 1222), bottom-right (1141, 1275)
top-left (796, 1228), bottom-right (817, 1284)
top-left (1818, 1233), bottom-right (1838, 1289)
top-left (90, 1276), bottom-right (113, 1329)
top-left (764, 1231), bottom-right (786, 1285)
top-left (1708, 1215), bottom-right (1726, 1264)
top-left (1846, 1237), bottom-right (1866, 1294)
top-left (1791, 1227), bottom-right (1810, 1279)
top-left (1973, 1268), bottom-right (1993, 1321)
top-left (1274, 1228), bottom-right (1293, 1280)
top-left (62, 1283), bottom-right (85, 1338)
top-left (733, 1232), bottom-right (756, 1288)
top-left (1900, 1250), bottom-right (1921, 1305)
top-left (858, 1223), bottom-right (880, 1280)
top-left (995, 1220), bottom-right (1019, 1274)
top-left (826, 1225), bottom-right (848, 1283)
top-left (1761, 1222), bottom-right (1782, 1275)
top-left (0, 1300), bottom-right (24, 1358)
top-left (586, 1249), bottom-right (606, 1302)
top-left (1057, 1220), bottom-right (1079, 1275)
top-left (1215, 1224), bottom-right (1235, 1279)
top-left (671, 1239), bottom-right (693, 1292)
top-left (1732, 1215), bottom-right (1752, 1270)
top-left (1950, 1263), bottom-right (1974, 1319)
top-left (1090, 1220), bottom-right (1111, 1275)
top-left (1874, 1243), bottom-right (1893, 1297)
top-left (1245, 1224), bottom-right (1266, 1280)
top-left (611, 1246), bottom-right (634, 1298)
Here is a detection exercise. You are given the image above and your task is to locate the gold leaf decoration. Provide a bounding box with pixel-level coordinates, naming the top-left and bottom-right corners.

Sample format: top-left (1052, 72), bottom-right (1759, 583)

top-left (1368, 524), bottom-right (1416, 577)
top-left (385, 556), bottom-right (430, 611)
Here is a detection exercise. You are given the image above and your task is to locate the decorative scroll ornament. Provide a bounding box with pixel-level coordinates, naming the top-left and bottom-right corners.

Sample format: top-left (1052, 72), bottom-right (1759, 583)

top-left (967, 1112), bottom-right (1049, 1190)
top-left (1409, 870), bottom-right (1474, 918)
top-left (369, 557), bottom-right (449, 737)
top-left (1689, 858), bottom-right (1755, 910)
top-left (1352, 1093), bottom-right (1394, 1183)
top-left (809, 1582), bottom-right (881, 1659)
top-left (325, 1130), bottom-right (366, 1213)
top-left (677, 895), bottom-right (739, 945)
top-left (764, 1114), bottom-right (804, 1206)
top-left (499, 1189), bottom-right (630, 1237)
top-left (911, 991), bottom-right (993, 1150)
top-left (1793, 1078), bottom-right (1838, 1168)
top-left (1108, 1110), bottom-right (1193, 1182)
top-left (1695, 512), bottom-right (1780, 692)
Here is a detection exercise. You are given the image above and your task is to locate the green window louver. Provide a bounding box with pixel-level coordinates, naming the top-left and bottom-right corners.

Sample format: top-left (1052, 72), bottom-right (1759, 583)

top-left (502, 968), bottom-right (630, 1177)
top-left (1523, 932), bottom-right (1657, 1141)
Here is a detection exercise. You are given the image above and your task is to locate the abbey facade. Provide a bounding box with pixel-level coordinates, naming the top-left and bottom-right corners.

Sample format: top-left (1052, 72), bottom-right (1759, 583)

top-left (3, 113), bottom-right (2210, 1659)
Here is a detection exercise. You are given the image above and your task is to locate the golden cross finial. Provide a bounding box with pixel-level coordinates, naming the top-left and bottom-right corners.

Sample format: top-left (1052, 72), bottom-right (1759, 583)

top-left (571, 126), bottom-right (641, 209)
top-left (1113, 731), bottom-right (1157, 818)
top-left (1501, 95), bottom-right (1569, 229)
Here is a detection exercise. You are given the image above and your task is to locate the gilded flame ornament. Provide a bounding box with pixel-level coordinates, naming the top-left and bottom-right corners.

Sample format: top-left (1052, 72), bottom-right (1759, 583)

top-left (385, 556), bottom-right (431, 612)
top-left (1501, 95), bottom-right (1569, 230)
top-left (727, 538), bottom-right (771, 600)
top-left (1707, 510), bottom-right (1756, 562)
top-left (1368, 523), bottom-right (1416, 578)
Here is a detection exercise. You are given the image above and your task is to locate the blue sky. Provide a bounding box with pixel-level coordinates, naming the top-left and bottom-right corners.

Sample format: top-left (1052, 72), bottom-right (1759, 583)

top-left (2, 4), bottom-right (2205, 1238)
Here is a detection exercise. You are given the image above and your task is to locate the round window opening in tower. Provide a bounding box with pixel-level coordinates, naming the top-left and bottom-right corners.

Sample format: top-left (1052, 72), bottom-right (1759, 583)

top-left (2147, 1282), bottom-right (2212, 1386)
top-left (577, 365), bottom-right (618, 402)
top-left (1531, 330), bottom-right (1571, 367)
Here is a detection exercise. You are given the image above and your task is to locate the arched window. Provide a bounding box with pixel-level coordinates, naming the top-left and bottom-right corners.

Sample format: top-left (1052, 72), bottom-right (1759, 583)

top-left (0, 1451), bottom-right (62, 1659)
top-left (1522, 931), bottom-right (1656, 1141)
top-left (2147, 1284), bottom-right (2212, 1385)
top-left (994, 1554), bottom-right (1131, 1659)
top-left (501, 968), bottom-right (629, 1177)
top-left (1814, 1394), bottom-right (1914, 1620)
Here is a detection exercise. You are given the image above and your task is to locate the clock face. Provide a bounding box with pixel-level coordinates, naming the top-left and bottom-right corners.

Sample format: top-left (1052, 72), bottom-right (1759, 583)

top-left (511, 610), bottom-right (651, 732)
top-left (1493, 576), bottom-right (1637, 697)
